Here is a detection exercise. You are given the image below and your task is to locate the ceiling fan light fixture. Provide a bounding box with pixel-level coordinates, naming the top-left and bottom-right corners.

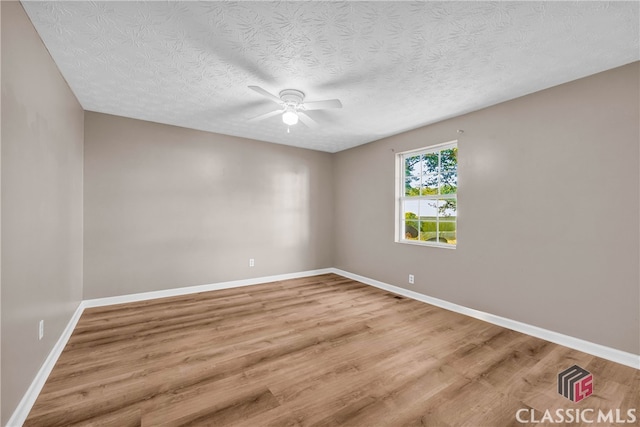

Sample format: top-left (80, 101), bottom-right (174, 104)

top-left (282, 109), bottom-right (299, 126)
top-left (248, 86), bottom-right (340, 129)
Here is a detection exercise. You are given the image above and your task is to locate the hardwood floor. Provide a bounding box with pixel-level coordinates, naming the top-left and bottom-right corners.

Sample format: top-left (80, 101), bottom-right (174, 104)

top-left (25, 274), bottom-right (639, 426)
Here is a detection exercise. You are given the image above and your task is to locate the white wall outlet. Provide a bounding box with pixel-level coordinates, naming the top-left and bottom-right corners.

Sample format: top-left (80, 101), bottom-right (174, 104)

top-left (249, 258), bottom-right (255, 267)
top-left (408, 274), bottom-right (415, 284)
top-left (38, 320), bottom-right (44, 340)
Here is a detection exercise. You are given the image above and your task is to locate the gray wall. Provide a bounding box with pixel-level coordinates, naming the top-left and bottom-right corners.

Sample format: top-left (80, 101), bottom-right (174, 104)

top-left (334, 62), bottom-right (640, 355)
top-left (83, 112), bottom-right (334, 299)
top-left (1, 2), bottom-right (84, 425)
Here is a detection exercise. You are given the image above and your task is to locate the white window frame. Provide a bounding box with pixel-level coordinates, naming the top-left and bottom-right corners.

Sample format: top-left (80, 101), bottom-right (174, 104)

top-left (395, 140), bottom-right (457, 249)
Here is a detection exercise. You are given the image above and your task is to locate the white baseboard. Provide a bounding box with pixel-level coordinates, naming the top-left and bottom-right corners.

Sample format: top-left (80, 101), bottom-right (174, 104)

top-left (7, 267), bottom-right (638, 426)
top-left (5, 268), bottom-right (332, 427)
top-left (83, 268), bottom-right (334, 308)
top-left (5, 302), bottom-right (85, 427)
top-left (331, 268), bottom-right (640, 370)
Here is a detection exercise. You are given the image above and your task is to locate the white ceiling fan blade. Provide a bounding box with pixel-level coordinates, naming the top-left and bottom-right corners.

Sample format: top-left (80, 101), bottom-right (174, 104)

top-left (248, 109), bottom-right (283, 122)
top-left (248, 86), bottom-right (283, 104)
top-left (297, 111), bottom-right (318, 128)
top-left (301, 99), bottom-right (342, 110)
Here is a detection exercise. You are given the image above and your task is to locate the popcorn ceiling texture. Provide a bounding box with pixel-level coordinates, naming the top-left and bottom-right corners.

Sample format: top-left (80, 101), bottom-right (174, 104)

top-left (22, 1), bottom-right (639, 152)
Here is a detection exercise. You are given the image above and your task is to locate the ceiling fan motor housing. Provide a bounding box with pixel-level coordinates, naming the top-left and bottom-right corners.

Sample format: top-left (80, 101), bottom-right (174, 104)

top-left (279, 89), bottom-right (305, 107)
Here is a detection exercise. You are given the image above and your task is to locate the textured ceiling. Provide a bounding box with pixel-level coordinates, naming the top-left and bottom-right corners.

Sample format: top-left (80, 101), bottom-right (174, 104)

top-left (21, 1), bottom-right (640, 153)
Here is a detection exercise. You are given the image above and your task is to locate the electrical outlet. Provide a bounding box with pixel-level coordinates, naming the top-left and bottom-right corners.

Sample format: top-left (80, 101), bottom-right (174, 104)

top-left (39, 320), bottom-right (44, 340)
top-left (408, 274), bottom-right (415, 284)
top-left (249, 258), bottom-right (255, 267)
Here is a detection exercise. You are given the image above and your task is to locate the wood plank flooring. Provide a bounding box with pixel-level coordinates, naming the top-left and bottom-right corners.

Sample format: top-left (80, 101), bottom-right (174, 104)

top-left (25, 274), bottom-right (639, 426)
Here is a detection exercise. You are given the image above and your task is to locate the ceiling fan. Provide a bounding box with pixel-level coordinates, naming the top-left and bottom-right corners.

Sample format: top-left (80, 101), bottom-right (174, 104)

top-left (248, 86), bottom-right (342, 128)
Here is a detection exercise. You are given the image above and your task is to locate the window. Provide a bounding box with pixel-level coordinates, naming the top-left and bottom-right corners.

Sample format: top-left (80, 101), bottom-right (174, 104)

top-left (397, 141), bottom-right (457, 247)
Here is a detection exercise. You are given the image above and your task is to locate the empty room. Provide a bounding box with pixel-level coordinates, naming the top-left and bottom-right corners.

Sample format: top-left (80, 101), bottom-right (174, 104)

top-left (1, 1), bottom-right (639, 426)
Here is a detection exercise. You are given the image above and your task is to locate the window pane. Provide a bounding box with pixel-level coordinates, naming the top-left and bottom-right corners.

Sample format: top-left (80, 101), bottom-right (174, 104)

top-left (439, 220), bottom-right (456, 245)
top-left (403, 199), bottom-right (420, 217)
top-left (405, 155), bottom-right (421, 196)
top-left (419, 200), bottom-right (438, 242)
top-left (419, 199), bottom-right (439, 217)
top-left (404, 220), bottom-right (420, 240)
top-left (420, 217), bottom-right (437, 242)
top-left (437, 199), bottom-right (456, 245)
top-left (421, 153), bottom-right (439, 195)
top-left (421, 172), bottom-right (438, 195)
top-left (438, 198), bottom-right (457, 218)
top-left (403, 200), bottom-right (419, 240)
top-left (440, 148), bottom-right (457, 194)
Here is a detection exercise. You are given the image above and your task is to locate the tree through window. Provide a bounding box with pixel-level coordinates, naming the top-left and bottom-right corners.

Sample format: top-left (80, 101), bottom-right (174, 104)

top-left (398, 142), bottom-right (457, 247)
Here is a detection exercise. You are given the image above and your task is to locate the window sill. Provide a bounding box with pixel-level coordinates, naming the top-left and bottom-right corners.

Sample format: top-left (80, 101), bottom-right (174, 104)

top-left (396, 239), bottom-right (457, 249)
